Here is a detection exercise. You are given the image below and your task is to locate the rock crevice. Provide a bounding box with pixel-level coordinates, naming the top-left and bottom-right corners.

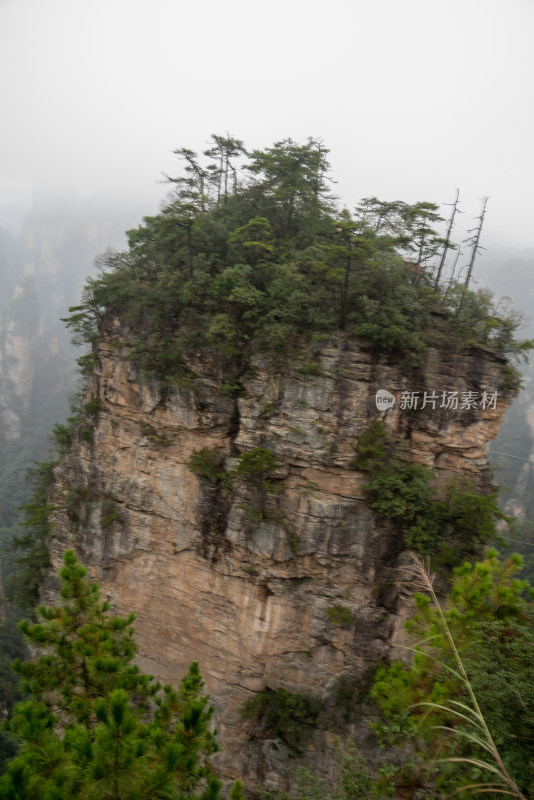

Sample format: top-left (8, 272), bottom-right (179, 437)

top-left (42, 330), bottom-right (515, 782)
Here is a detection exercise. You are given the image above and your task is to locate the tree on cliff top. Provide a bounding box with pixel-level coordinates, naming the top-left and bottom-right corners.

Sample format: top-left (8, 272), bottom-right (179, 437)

top-left (64, 135), bottom-right (533, 379)
top-left (0, 550), bottom-right (223, 799)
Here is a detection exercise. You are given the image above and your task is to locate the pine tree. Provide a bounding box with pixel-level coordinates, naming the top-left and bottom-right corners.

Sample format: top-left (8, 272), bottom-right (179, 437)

top-left (0, 551), bottom-right (222, 799)
top-left (371, 551), bottom-right (533, 798)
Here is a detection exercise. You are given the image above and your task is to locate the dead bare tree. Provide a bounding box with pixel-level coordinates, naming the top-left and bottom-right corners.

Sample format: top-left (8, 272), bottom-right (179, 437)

top-left (464, 196), bottom-right (489, 290)
top-left (434, 188), bottom-right (461, 290)
top-left (443, 246), bottom-right (463, 300)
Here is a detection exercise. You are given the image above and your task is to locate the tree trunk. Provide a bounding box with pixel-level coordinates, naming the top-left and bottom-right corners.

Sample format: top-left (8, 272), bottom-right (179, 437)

top-left (434, 188), bottom-right (460, 290)
top-left (187, 223), bottom-right (193, 279)
top-left (465, 196), bottom-right (488, 290)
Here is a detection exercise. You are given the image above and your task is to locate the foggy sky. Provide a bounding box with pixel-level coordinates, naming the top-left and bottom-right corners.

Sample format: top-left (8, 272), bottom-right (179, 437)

top-left (1, 0), bottom-right (533, 254)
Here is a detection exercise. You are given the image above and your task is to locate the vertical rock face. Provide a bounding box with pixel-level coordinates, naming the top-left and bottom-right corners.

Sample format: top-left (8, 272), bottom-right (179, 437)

top-left (0, 208), bottom-right (86, 441)
top-left (42, 323), bottom-right (514, 784)
top-left (0, 193), bottom-right (153, 609)
top-left (0, 191), bottom-right (141, 446)
top-left (490, 361), bottom-right (534, 520)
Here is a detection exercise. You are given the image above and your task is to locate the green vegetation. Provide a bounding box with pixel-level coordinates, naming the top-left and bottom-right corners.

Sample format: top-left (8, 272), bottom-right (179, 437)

top-left (100, 503), bottom-right (123, 529)
top-left (325, 604), bottom-right (352, 627)
top-left (84, 397), bottom-right (102, 416)
top-left (187, 445), bottom-right (277, 492)
top-left (0, 551), bottom-right (227, 799)
top-left (323, 673), bottom-right (374, 729)
top-left (243, 545), bottom-right (534, 799)
top-left (7, 391), bottom-right (131, 614)
top-left (80, 427), bottom-right (92, 442)
top-left (234, 446), bottom-right (278, 495)
top-left (0, 396), bottom-right (92, 771)
top-left (3, 135), bottom-right (532, 796)
top-left (350, 420), bottom-right (388, 472)
top-left (500, 518), bottom-right (534, 585)
top-left (139, 421), bottom-right (171, 446)
top-left (230, 780), bottom-right (247, 800)
top-left (0, 616), bottom-right (25, 772)
top-left (354, 422), bottom-right (507, 557)
top-left (284, 527), bottom-right (300, 555)
top-left (187, 446), bottom-right (280, 531)
top-left (371, 551), bottom-right (533, 799)
top-left (241, 687), bottom-right (323, 754)
top-left (366, 461), bottom-right (439, 553)
top-left (259, 740), bottom-right (374, 800)
top-left (63, 136), bottom-right (532, 384)
top-left (236, 502), bottom-right (264, 523)
top-left (297, 362), bottom-right (322, 376)
top-left (242, 669), bottom-right (378, 763)
top-left (432, 479), bottom-right (508, 567)
top-left (186, 447), bottom-right (226, 483)
top-left (7, 461), bottom-right (56, 614)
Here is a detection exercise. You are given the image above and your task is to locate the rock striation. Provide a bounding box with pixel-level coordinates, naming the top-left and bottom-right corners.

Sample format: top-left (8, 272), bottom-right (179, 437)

top-left (42, 319), bottom-right (515, 786)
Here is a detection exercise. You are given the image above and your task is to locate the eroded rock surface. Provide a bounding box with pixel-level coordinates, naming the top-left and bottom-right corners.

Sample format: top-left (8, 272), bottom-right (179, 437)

top-left (42, 323), bottom-right (514, 785)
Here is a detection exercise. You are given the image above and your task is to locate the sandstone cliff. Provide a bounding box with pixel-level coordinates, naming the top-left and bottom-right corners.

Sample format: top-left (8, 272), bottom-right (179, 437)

top-left (41, 320), bottom-right (515, 788)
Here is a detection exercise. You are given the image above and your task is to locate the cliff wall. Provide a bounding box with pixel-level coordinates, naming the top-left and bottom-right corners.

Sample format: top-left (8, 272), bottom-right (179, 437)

top-left (41, 321), bottom-right (515, 787)
top-left (0, 192), bottom-right (142, 444)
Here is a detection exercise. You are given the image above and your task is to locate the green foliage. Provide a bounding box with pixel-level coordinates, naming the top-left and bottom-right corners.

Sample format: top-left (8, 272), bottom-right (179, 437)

top-left (282, 522), bottom-right (300, 555)
top-left (371, 550), bottom-right (533, 798)
top-left (355, 423), bottom-right (505, 557)
top-left (325, 605), bottom-right (352, 627)
top-left (100, 504), bottom-right (123, 529)
top-left (186, 447), bottom-right (227, 484)
top-left (237, 502), bottom-right (265, 523)
top-left (0, 395), bottom-right (90, 748)
top-left (50, 394), bottom-right (86, 457)
top-left (76, 352), bottom-right (98, 378)
top-left (258, 739), bottom-right (374, 800)
top-left (349, 273), bottom-right (430, 368)
top-left (448, 285), bottom-right (534, 362)
top-left (241, 687), bottom-right (322, 754)
top-left (51, 421), bottom-right (75, 456)
top-left (366, 461), bottom-right (434, 522)
top-left (432, 479), bottom-right (509, 564)
top-left (0, 615), bottom-right (26, 772)
top-left (84, 397), bottom-right (101, 416)
top-left (500, 519), bottom-right (534, 585)
top-left (0, 551), bottom-right (222, 799)
top-left (139, 422), bottom-right (171, 446)
top-left (351, 421), bottom-right (388, 472)
top-left (7, 461), bottom-right (57, 613)
top-left (233, 447), bottom-right (279, 520)
top-left (219, 377), bottom-right (246, 397)
top-left (234, 447), bottom-right (278, 490)
top-left (229, 779), bottom-right (247, 800)
top-left (227, 216), bottom-right (274, 264)
top-left (297, 362), bottom-right (321, 376)
top-left (365, 461), bottom-right (439, 554)
top-left (463, 618), bottom-right (534, 794)
top-left (321, 671), bottom-right (380, 732)
top-left (62, 136), bottom-right (531, 381)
